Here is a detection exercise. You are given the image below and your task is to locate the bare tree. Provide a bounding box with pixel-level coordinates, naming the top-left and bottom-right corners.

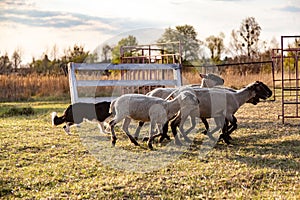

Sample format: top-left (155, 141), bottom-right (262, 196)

top-left (238, 17), bottom-right (261, 58)
top-left (51, 44), bottom-right (59, 61)
top-left (11, 48), bottom-right (22, 72)
top-left (228, 17), bottom-right (262, 59)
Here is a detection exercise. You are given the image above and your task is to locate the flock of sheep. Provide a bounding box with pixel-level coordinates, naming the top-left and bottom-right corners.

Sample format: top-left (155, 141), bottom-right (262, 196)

top-left (52, 73), bottom-right (272, 150)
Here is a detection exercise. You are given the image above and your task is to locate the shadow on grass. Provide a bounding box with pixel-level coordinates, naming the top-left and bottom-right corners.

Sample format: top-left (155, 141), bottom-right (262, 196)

top-left (227, 130), bottom-right (300, 172)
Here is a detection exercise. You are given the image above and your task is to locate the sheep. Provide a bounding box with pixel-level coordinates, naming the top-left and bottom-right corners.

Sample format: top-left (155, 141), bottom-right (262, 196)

top-left (109, 91), bottom-right (199, 150)
top-left (170, 81), bottom-right (272, 144)
top-left (199, 86), bottom-right (261, 138)
top-left (133, 73), bottom-right (224, 141)
top-left (52, 102), bottom-right (111, 135)
top-left (167, 84), bottom-right (264, 139)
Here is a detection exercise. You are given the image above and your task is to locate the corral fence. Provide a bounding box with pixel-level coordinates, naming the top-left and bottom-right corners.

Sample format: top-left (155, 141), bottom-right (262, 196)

top-left (68, 38), bottom-right (300, 124)
top-left (68, 63), bottom-right (182, 104)
top-left (272, 35), bottom-right (300, 123)
top-left (68, 42), bottom-right (183, 104)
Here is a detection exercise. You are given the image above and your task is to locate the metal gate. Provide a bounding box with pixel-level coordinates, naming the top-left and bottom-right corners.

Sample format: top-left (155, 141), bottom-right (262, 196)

top-left (273, 35), bottom-right (300, 123)
top-left (68, 42), bottom-right (183, 104)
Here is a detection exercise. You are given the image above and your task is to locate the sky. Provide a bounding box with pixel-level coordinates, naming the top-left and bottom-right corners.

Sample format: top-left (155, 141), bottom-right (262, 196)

top-left (0, 0), bottom-right (299, 64)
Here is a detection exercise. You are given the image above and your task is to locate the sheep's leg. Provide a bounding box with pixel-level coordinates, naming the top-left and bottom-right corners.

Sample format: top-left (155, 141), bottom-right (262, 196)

top-left (134, 121), bottom-right (145, 140)
top-left (206, 117), bottom-right (224, 141)
top-left (201, 117), bottom-right (209, 135)
top-left (109, 120), bottom-right (118, 147)
top-left (226, 115), bottom-right (237, 135)
top-left (182, 116), bottom-right (196, 136)
top-left (147, 121), bottom-right (157, 150)
top-left (158, 122), bottom-right (171, 143)
top-left (178, 114), bottom-right (192, 143)
top-left (225, 115), bottom-right (237, 141)
top-left (122, 117), bottom-right (139, 146)
top-left (219, 118), bottom-right (231, 144)
top-left (152, 124), bottom-right (163, 140)
top-left (170, 114), bottom-right (183, 146)
top-left (109, 114), bottom-right (128, 147)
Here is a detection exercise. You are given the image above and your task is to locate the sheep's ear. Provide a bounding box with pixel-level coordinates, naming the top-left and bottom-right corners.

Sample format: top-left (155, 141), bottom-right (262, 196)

top-left (199, 73), bottom-right (207, 78)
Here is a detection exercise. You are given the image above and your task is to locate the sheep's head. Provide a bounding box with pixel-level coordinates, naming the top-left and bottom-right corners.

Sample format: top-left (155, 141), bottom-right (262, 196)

top-left (249, 81), bottom-right (272, 100)
top-left (200, 73), bottom-right (224, 88)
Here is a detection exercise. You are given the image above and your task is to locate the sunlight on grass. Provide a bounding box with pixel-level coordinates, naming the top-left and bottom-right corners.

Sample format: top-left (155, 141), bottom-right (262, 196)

top-left (1, 100), bottom-right (299, 199)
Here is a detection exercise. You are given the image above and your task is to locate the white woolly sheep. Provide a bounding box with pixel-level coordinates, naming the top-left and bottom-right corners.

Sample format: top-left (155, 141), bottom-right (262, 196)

top-left (170, 81), bottom-right (272, 144)
top-left (109, 91), bottom-right (199, 149)
top-left (133, 73), bottom-right (224, 140)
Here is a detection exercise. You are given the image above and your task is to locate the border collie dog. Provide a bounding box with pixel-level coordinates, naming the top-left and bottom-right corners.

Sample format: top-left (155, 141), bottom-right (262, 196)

top-left (51, 102), bottom-right (111, 135)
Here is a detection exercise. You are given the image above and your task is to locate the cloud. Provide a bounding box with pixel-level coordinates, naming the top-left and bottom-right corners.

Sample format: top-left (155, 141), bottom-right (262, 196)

top-left (169, 0), bottom-right (195, 5)
top-left (0, 0), bottom-right (159, 34)
top-left (278, 6), bottom-right (300, 13)
top-left (0, 0), bottom-right (35, 8)
top-left (210, 0), bottom-right (245, 1)
top-left (0, 8), bottom-right (121, 32)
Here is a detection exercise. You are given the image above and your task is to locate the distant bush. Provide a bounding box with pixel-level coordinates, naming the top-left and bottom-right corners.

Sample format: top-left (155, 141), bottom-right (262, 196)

top-left (1, 106), bottom-right (34, 117)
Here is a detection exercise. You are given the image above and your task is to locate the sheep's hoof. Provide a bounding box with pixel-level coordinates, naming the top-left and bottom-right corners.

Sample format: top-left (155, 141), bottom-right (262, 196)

top-left (219, 134), bottom-right (231, 144)
top-left (142, 137), bottom-right (149, 142)
top-left (202, 130), bottom-right (208, 135)
top-left (158, 134), bottom-right (170, 143)
top-left (111, 136), bottom-right (117, 147)
top-left (147, 142), bottom-right (154, 150)
top-left (132, 140), bottom-right (140, 146)
top-left (165, 134), bottom-right (171, 140)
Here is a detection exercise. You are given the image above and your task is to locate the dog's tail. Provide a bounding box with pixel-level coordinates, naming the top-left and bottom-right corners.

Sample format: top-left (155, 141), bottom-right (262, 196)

top-left (51, 112), bottom-right (65, 126)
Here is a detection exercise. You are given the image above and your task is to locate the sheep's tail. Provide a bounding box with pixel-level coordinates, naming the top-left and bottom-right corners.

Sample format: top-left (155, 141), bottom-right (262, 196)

top-left (109, 99), bottom-right (116, 115)
top-left (51, 112), bottom-right (65, 126)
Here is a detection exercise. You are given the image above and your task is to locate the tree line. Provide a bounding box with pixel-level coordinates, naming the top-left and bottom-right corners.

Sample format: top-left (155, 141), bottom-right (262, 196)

top-left (1, 16), bottom-right (298, 76)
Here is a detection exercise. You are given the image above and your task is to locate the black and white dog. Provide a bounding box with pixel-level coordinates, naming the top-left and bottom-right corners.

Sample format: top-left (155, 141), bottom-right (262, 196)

top-left (52, 102), bottom-right (111, 135)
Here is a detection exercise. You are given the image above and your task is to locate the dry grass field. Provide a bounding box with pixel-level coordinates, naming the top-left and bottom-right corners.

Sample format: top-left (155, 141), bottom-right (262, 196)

top-left (0, 70), bottom-right (277, 101)
top-left (1, 97), bottom-right (299, 199)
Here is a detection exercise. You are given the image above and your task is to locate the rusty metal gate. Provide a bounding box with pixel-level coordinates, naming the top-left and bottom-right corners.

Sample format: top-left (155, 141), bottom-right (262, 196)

top-left (272, 35), bottom-right (300, 123)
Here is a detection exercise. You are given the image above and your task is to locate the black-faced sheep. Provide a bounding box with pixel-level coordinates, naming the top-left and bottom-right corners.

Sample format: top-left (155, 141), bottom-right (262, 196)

top-left (109, 91), bottom-right (199, 149)
top-left (170, 81), bottom-right (272, 144)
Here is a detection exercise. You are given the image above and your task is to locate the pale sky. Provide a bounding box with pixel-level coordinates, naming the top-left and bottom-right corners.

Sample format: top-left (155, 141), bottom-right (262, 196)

top-left (0, 0), bottom-right (299, 64)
